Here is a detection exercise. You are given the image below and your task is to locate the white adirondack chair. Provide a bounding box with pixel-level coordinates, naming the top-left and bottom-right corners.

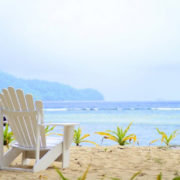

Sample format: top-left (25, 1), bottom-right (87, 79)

top-left (0, 87), bottom-right (77, 172)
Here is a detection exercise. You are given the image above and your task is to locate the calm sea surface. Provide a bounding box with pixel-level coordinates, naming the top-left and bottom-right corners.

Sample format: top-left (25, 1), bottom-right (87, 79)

top-left (43, 101), bottom-right (180, 146)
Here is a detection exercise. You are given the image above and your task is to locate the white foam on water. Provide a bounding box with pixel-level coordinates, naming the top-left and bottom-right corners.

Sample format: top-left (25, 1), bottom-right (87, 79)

top-left (44, 108), bottom-right (68, 111)
top-left (151, 107), bottom-right (180, 111)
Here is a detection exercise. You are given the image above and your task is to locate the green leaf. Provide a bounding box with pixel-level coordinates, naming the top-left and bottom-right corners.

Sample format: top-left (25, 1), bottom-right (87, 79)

top-left (149, 139), bottom-right (159, 144)
top-left (173, 177), bottom-right (180, 180)
top-left (80, 134), bottom-right (90, 140)
top-left (81, 140), bottom-right (99, 146)
top-left (55, 167), bottom-right (69, 180)
top-left (156, 172), bottom-right (162, 180)
top-left (45, 125), bottom-right (56, 135)
top-left (155, 128), bottom-right (179, 146)
top-left (124, 122), bottom-right (133, 136)
top-left (78, 164), bottom-right (91, 180)
top-left (130, 171), bottom-right (141, 180)
top-left (3, 124), bottom-right (14, 148)
top-left (95, 132), bottom-right (114, 137)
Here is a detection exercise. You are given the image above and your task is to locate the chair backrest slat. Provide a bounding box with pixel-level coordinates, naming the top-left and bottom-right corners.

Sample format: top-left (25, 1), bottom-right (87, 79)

top-left (1, 89), bottom-right (24, 146)
top-left (35, 101), bottom-right (46, 147)
top-left (0, 94), bottom-right (7, 109)
top-left (8, 87), bottom-right (20, 111)
top-left (16, 89), bottom-right (34, 147)
top-left (25, 94), bottom-right (37, 146)
top-left (8, 87), bottom-right (29, 147)
top-left (0, 95), bottom-right (5, 109)
top-left (0, 93), bottom-right (20, 144)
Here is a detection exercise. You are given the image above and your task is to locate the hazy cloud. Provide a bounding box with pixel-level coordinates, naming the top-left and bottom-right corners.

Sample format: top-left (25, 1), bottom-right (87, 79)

top-left (0, 0), bottom-right (180, 100)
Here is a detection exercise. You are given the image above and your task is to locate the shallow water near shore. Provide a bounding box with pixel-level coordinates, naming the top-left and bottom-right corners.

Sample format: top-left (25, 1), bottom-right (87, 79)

top-left (43, 101), bottom-right (180, 146)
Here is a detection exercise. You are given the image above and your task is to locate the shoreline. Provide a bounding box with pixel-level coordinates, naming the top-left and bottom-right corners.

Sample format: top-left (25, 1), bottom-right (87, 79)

top-left (1, 145), bottom-right (180, 179)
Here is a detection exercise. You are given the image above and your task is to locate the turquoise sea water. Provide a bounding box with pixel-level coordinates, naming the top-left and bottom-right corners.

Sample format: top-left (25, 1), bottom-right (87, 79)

top-left (43, 101), bottom-right (180, 146)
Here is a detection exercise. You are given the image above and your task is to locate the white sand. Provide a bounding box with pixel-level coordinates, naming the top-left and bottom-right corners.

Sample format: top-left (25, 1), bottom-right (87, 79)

top-left (1, 146), bottom-right (180, 180)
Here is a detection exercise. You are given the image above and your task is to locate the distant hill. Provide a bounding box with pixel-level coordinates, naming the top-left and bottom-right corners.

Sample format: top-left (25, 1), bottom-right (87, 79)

top-left (0, 71), bottom-right (104, 101)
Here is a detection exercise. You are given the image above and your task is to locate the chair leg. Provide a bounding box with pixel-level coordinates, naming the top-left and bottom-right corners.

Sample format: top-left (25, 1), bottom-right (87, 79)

top-left (2, 147), bottom-right (22, 167)
top-left (33, 143), bottom-right (62, 172)
top-left (62, 149), bottom-right (69, 168)
top-left (62, 126), bottom-right (74, 168)
top-left (22, 152), bottom-right (30, 165)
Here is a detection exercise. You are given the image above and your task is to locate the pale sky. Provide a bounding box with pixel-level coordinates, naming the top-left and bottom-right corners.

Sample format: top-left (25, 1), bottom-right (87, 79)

top-left (0, 0), bottom-right (180, 101)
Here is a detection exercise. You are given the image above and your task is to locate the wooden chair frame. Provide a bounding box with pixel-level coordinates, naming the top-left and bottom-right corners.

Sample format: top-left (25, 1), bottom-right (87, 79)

top-left (0, 87), bottom-right (77, 172)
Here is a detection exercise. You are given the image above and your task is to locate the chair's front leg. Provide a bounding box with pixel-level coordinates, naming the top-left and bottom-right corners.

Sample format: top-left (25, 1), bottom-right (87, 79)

top-left (35, 113), bottom-right (41, 163)
top-left (22, 151), bottom-right (30, 165)
top-left (62, 126), bottom-right (74, 168)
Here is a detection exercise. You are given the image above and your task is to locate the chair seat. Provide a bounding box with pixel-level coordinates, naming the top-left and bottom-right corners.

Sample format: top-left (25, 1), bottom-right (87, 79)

top-left (12, 136), bottom-right (63, 151)
top-left (46, 136), bottom-right (63, 147)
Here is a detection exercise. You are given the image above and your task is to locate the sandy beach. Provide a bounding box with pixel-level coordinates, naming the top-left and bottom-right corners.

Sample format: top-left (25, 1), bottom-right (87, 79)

top-left (0, 146), bottom-right (180, 180)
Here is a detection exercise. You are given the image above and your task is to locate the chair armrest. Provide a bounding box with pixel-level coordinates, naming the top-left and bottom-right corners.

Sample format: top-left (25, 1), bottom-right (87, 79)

top-left (40, 123), bottom-right (78, 150)
top-left (40, 123), bottom-right (79, 127)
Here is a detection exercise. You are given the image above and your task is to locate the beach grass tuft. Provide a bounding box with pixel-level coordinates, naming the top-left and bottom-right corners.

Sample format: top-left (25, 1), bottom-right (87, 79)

top-left (173, 177), bottom-right (180, 180)
top-left (156, 172), bottom-right (162, 180)
top-left (74, 127), bottom-right (98, 146)
top-left (95, 122), bottom-right (137, 146)
top-left (55, 165), bottom-right (91, 180)
top-left (150, 128), bottom-right (179, 147)
top-left (110, 171), bottom-right (141, 180)
top-left (174, 170), bottom-right (179, 176)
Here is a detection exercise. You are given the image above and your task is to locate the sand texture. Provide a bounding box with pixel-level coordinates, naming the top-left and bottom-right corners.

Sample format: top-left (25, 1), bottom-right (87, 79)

top-left (0, 146), bottom-right (180, 180)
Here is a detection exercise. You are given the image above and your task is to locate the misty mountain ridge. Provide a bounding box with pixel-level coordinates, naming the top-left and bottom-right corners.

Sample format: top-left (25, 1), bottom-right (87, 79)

top-left (0, 71), bottom-right (104, 101)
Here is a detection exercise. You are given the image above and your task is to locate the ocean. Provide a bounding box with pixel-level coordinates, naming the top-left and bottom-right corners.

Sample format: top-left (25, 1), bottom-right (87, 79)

top-left (43, 101), bottom-right (180, 146)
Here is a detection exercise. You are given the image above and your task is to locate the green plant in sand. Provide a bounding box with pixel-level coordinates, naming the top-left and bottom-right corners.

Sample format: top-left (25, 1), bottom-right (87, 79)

top-left (3, 124), bottom-right (14, 148)
top-left (55, 166), bottom-right (180, 180)
top-left (95, 122), bottom-right (137, 146)
top-left (156, 173), bottom-right (180, 180)
top-left (73, 127), bottom-right (98, 146)
top-left (156, 172), bottom-right (162, 180)
top-left (173, 177), bottom-right (180, 180)
top-left (45, 125), bottom-right (56, 135)
top-left (55, 164), bottom-right (91, 180)
top-left (110, 171), bottom-right (141, 180)
top-left (150, 128), bottom-right (179, 147)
